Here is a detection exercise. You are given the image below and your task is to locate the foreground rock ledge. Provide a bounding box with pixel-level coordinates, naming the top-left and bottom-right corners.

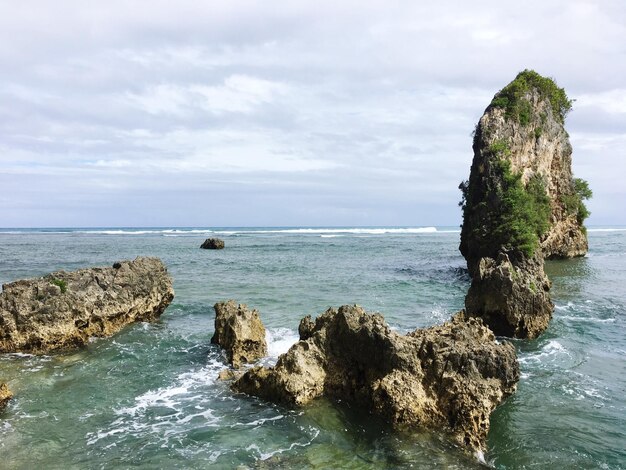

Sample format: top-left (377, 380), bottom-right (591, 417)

top-left (0, 383), bottom-right (11, 410)
top-left (233, 305), bottom-right (519, 455)
top-left (0, 257), bottom-right (175, 354)
top-left (212, 300), bottom-right (267, 368)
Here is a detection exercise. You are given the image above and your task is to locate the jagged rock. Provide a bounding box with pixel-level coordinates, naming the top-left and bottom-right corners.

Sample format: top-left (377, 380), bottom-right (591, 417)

top-left (0, 257), bottom-right (175, 354)
top-left (0, 383), bottom-right (12, 410)
top-left (211, 300), bottom-right (267, 368)
top-left (217, 369), bottom-right (244, 381)
top-left (200, 238), bottom-right (225, 250)
top-left (459, 70), bottom-right (590, 338)
top-left (233, 305), bottom-right (519, 455)
top-left (465, 251), bottom-right (553, 338)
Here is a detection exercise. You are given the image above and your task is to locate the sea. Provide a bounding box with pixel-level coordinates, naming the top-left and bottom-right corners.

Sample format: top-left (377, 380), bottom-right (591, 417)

top-left (0, 227), bottom-right (624, 469)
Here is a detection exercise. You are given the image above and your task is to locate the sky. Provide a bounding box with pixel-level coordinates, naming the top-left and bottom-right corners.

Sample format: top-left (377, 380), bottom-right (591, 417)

top-left (0, 0), bottom-right (625, 227)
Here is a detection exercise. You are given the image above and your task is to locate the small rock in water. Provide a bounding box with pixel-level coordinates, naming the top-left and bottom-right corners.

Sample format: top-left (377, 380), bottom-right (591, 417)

top-left (211, 300), bottom-right (267, 368)
top-left (200, 238), bottom-right (225, 250)
top-left (0, 383), bottom-right (13, 410)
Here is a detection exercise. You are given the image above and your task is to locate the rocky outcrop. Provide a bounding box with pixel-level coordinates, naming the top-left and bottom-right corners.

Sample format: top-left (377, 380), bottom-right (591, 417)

top-left (0, 257), bottom-right (174, 354)
top-left (233, 305), bottom-right (519, 455)
top-left (465, 251), bottom-right (553, 338)
top-left (211, 300), bottom-right (267, 368)
top-left (201, 238), bottom-right (225, 250)
top-left (459, 70), bottom-right (590, 338)
top-left (0, 383), bottom-right (11, 410)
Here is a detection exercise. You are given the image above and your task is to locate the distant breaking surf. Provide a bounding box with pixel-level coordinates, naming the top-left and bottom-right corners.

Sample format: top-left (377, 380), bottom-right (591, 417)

top-left (0, 227), bottom-right (455, 235)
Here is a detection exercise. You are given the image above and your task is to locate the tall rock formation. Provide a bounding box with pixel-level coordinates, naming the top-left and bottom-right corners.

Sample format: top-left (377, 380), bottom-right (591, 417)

top-left (0, 257), bottom-right (175, 353)
top-left (459, 70), bottom-right (591, 338)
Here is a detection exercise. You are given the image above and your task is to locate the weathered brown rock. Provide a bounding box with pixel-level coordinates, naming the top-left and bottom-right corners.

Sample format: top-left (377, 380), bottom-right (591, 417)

top-left (0, 383), bottom-right (12, 410)
top-left (217, 368), bottom-right (244, 382)
top-left (0, 257), bottom-right (174, 354)
top-left (233, 305), bottom-right (519, 455)
top-left (460, 75), bottom-right (588, 266)
top-left (200, 238), bottom-right (225, 250)
top-left (465, 251), bottom-right (553, 338)
top-left (211, 300), bottom-right (267, 368)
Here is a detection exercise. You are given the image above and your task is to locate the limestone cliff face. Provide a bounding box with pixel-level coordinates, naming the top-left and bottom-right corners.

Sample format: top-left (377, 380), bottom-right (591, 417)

top-left (459, 70), bottom-right (589, 338)
top-left (463, 88), bottom-right (587, 261)
top-left (0, 257), bottom-right (174, 353)
top-left (233, 305), bottom-right (519, 455)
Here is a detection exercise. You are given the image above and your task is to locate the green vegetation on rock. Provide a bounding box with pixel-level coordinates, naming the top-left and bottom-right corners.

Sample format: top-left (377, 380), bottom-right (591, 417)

top-left (562, 177), bottom-right (593, 225)
top-left (50, 278), bottom-right (67, 293)
top-left (490, 69), bottom-right (573, 124)
top-left (459, 140), bottom-right (551, 258)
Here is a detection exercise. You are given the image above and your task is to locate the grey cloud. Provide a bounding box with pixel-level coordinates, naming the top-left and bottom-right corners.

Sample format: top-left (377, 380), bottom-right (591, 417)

top-left (0, 0), bottom-right (625, 227)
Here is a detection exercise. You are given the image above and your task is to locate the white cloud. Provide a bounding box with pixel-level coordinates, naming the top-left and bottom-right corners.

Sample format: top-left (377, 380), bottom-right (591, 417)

top-left (576, 90), bottom-right (626, 114)
top-left (0, 0), bottom-right (624, 226)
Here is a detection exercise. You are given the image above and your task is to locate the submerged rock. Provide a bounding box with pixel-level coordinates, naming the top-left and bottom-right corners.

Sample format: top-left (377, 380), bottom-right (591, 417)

top-left (200, 238), bottom-right (225, 250)
top-left (0, 383), bottom-right (11, 410)
top-left (0, 257), bottom-right (174, 354)
top-left (211, 300), bottom-right (267, 368)
top-left (233, 305), bottom-right (519, 455)
top-left (459, 70), bottom-right (590, 338)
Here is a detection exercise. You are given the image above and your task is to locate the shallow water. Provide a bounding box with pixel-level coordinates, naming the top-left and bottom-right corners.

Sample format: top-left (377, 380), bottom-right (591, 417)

top-left (0, 227), bottom-right (624, 469)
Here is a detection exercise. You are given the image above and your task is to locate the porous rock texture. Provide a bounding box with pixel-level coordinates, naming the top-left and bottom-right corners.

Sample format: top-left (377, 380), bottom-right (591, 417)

top-left (460, 71), bottom-right (587, 338)
top-left (211, 300), bottom-right (267, 368)
top-left (200, 238), bottom-right (225, 250)
top-left (465, 251), bottom-right (553, 338)
top-left (461, 81), bottom-right (587, 264)
top-left (0, 383), bottom-right (11, 410)
top-left (0, 257), bottom-right (174, 354)
top-left (233, 305), bottom-right (519, 455)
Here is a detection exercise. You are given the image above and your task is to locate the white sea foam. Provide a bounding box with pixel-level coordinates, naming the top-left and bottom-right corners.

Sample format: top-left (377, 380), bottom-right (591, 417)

top-left (246, 427), bottom-right (320, 460)
top-left (113, 359), bottom-right (223, 420)
top-left (518, 340), bottom-right (570, 365)
top-left (211, 227), bottom-right (440, 235)
top-left (266, 327), bottom-right (299, 359)
top-left (559, 315), bottom-right (616, 324)
top-left (0, 227), bottom-right (446, 235)
top-left (554, 302), bottom-right (575, 311)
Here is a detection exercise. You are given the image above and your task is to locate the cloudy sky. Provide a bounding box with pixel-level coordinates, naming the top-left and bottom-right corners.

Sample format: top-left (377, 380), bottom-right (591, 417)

top-left (1, 0), bottom-right (624, 227)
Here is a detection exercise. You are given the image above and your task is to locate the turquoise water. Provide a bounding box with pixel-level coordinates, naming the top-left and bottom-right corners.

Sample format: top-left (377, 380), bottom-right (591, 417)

top-left (0, 227), bottom-right (624, 469)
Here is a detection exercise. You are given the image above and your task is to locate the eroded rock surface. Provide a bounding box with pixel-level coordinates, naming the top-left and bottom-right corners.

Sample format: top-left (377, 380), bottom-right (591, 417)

top-left (233, 305), bottom-right (519, 454)
top-left (200, 238), bottom-right (225, 250)
top-left (211, 300), bottom-right (267, 368)
top-left (0, 257), bottom-right (174, 354)
top-left (0, 383), bottom-right (11, 410)
top-left (465, 251), bottom-right (553, 338)
top-left (459, 70), bottom-right (590, 338)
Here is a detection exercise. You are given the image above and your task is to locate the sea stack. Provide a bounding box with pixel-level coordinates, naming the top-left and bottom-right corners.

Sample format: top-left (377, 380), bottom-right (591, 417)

top-left (459, 70), bottom-right (591, 338)
top-left (0, 257), bottom-right (175, 353)
top-left (233, 305), bottom-right (519, 456)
